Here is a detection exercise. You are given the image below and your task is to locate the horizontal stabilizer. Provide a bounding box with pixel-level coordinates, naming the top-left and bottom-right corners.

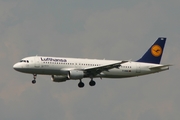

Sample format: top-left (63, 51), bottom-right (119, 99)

top-left (149, 65), bottom-right (172, 70)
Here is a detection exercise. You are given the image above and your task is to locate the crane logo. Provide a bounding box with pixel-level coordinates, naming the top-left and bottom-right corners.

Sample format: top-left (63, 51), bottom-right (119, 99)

top-left (151, 45), bottom-right (162, 57)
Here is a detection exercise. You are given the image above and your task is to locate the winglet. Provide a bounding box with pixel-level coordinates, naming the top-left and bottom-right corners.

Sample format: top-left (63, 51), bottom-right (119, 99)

top-left (137, 37), bottom-right (166, 64)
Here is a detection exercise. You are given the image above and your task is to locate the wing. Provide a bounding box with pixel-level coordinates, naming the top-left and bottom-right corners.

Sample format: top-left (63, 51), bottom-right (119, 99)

top-left (84, 61), bottom-right (128, 76)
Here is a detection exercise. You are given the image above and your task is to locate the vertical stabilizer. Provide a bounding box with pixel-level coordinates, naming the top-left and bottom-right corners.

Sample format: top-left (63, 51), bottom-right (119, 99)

top-left (137, 37), bottom-right (166, 64)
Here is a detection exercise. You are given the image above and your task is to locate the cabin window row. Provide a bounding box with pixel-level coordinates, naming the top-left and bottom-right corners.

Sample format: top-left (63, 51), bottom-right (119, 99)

top-left (120, 66), bottom-right (132, 68)
top-left (42, 62), bottom-right (101, 66)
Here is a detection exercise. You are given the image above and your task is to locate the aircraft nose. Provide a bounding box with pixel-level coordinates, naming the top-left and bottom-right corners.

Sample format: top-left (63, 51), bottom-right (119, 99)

top-left (13, 63), bottom-right (22, 71)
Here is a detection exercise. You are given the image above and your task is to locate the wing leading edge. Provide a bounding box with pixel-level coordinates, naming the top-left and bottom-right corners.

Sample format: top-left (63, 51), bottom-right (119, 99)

top-left (84, 61), bottom-right (129, 76)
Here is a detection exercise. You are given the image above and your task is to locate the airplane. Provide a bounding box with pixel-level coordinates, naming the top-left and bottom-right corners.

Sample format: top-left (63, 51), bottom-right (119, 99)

top-left (13, 37), bottom-right (170, 88)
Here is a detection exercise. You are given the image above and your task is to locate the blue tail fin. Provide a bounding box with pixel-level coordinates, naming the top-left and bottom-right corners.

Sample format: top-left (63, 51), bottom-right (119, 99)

top-left (136, 37), bottom-right (166, 64)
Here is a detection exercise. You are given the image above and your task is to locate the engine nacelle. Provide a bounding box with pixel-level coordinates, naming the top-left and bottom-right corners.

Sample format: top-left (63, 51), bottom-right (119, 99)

top-left (68, 70), bottom-right (84, 80)
top-left (51, 75), bottom-right (68, 82)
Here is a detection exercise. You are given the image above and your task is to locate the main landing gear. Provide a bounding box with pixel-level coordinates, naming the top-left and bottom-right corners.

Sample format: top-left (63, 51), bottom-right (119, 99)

top-left (89, 79), bottom-right (96, 86)
top-left (78, 79), bottom-right (85, 88)
top-left (32, 74), bottom-right (37, 84)
top-left (78, 79), bottom-right (96, 88)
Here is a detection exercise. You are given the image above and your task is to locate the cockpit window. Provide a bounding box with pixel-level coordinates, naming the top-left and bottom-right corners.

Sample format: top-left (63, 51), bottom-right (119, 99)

top-left (20, 60), bottom-right (29, 63)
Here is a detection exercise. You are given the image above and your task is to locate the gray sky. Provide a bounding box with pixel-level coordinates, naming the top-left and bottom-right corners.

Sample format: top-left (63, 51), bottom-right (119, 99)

top-left (0, 0), bottom-right (180, 120)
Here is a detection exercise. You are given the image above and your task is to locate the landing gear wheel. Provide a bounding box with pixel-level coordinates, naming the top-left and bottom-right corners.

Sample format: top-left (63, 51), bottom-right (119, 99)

top-left (78, 80), bottom-right (84, 88)
top-left (32, 80), bottom-right (36, 84)
top-left (32, 74), bottom-right (37, 84)
top-left (89, 80), bottom-right (96, 86)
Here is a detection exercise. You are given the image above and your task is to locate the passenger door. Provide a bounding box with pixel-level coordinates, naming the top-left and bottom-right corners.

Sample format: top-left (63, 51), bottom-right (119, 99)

top-left (34, 56), bottom-right (41, 68)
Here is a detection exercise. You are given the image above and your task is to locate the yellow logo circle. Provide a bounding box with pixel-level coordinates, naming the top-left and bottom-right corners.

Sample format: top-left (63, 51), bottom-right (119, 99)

top-left (151, 45), bottom-right (162, 57)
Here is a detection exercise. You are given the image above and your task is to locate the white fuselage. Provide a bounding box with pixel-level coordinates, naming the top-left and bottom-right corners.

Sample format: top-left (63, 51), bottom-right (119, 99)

top-left (13, 56), bottom-right (169, 79)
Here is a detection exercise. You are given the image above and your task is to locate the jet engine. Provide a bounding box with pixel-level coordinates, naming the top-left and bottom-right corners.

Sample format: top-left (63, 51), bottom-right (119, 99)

top-left (68, 70), bottom-right (84, 79)
top-left (51, 75), bottom-right (68, 82)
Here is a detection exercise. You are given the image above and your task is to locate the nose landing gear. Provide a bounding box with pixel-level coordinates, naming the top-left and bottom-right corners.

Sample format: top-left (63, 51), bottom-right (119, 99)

top-left (32, 74), bottom-right (37, 84)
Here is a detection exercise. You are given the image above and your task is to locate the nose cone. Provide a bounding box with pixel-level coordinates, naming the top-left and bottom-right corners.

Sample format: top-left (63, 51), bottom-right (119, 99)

top-left (13, 63), bottom-right (22, 71)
